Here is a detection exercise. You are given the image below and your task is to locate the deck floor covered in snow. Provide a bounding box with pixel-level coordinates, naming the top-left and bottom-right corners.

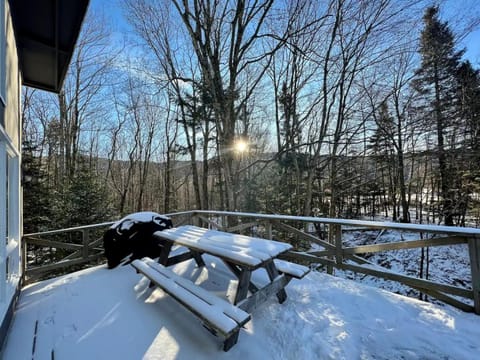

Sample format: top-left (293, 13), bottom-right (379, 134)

top-left (2, 255), bottom-right (480, 360)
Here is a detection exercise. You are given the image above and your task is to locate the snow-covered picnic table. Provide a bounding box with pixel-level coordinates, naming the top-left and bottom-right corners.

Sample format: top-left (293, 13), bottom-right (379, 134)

top-left (132, 225), bottom-right (309, 350)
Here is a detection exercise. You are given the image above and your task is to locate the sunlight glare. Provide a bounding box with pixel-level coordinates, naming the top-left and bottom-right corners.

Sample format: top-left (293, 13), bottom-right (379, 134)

top-left (234, 139), bottom-right (249, 153)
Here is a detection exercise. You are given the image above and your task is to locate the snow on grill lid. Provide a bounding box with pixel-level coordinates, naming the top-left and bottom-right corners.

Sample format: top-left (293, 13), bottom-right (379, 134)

top-left (111, 212), bottom-right (171, 229)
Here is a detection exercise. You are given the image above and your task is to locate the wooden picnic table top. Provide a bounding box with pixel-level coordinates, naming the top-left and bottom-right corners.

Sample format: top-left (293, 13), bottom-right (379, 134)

top-left (153, 225), bottom-right (292, 269)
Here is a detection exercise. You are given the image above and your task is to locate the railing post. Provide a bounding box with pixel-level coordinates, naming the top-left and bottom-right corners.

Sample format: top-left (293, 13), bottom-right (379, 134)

top-left (265, 221), bottom-right (272, 240)
top-left (333, 224), bottom-right (343, 265)
top-left (222, 214), bottom-right (229, 231)
top-left (327, 223), bottom-right (342, 274)
top-left (327, 225), bottom-right (333, 274)
top-left (468, 236), bottom-right (480, 314)
top-left (22, 236), bottom-right (27, 283)
top-left (82, 230), bottom-right (90, 260)
top-left (191, 212), bottom-right (200, 227)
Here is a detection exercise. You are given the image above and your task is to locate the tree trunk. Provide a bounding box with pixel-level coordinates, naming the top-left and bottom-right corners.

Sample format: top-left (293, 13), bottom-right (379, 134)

top-left (434, 65), bottom-right (453, 225)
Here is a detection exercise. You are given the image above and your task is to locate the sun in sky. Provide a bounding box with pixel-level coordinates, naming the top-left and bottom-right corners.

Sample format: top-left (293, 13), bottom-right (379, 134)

top-left (234, 139), bottom-right (249, 153)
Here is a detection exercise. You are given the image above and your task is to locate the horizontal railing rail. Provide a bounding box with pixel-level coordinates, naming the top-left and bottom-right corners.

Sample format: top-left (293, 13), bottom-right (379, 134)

top-left (22, 210), bottom-right (480, 314)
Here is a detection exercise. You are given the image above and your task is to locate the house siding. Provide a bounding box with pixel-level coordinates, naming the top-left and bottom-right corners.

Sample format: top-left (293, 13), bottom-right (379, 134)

top-left (4, 0), bottom-right (20, 149)
top-left (0, 0), bottom-right (22, 352)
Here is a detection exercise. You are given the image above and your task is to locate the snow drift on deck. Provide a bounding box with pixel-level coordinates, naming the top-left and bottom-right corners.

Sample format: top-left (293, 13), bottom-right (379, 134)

top-left (3, 256), bottom-right (480, 360)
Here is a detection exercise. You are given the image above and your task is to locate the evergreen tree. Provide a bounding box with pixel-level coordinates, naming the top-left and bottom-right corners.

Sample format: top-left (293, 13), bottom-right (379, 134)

top-left (456, 61), bottom-right (480, 154)
top-left (58, 160), bottom-right (116, 228)
top-left (278, 82), bottom-right (302, 152)
top-left (22, 141), bottom-right (53, 233)
top-left (413, 6), bottom-right (463, 225)
top-left (369, 102), bottom-right (396, 156)
top-left (276, 81), bottom-right (308, 215)
top-left (369, 102), bottom-right (398, 220)
top-left (175, 82), bottom-right (216, 210)
top-left (455, 61), bottom-right (480, 224)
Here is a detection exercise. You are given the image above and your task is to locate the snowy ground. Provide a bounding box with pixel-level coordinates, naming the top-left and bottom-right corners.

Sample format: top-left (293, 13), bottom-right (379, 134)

top-left (336, 229), bottom-right (472, 304)
top-left (3, 254), bottom-right (480, 360)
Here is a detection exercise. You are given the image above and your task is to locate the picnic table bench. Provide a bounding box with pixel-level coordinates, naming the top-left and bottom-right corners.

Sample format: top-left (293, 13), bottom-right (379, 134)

top-left (132, 225), bottom-right (310, 351)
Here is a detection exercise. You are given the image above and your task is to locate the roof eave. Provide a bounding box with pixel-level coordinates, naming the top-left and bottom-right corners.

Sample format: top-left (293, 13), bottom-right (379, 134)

top-left (9, 0), bottom-right (90, 93)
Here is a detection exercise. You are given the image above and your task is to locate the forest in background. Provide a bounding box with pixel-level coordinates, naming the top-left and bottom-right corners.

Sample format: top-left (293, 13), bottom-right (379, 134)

top-left (21, 0), bottom-right (480, 233)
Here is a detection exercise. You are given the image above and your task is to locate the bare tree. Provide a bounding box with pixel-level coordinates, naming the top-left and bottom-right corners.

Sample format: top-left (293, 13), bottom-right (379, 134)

top-left (166, 0), bottom-right (294, 211)
top-left (266, 0), bottom-right (326, 215)
top-left (126, 0), bottom-right (217, 210)
top-left (106, 73), bottom-right (163, 214)
top-left (57, 15), bottom-right (114, 184)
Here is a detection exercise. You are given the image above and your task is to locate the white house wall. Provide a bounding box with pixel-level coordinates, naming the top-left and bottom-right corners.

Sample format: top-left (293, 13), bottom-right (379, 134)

top-left (4, 0), bottom-right (20, 150)
top-left (0, 0), bottom-right (22, 348)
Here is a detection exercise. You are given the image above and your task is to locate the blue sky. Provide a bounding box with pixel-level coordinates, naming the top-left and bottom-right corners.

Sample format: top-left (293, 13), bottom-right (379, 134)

top-left (90, 0), bottom-right (480, 66)
top-left (464, 30), bottom-right (480, 64)
top-left (442, 0), bottom-right (480, 65)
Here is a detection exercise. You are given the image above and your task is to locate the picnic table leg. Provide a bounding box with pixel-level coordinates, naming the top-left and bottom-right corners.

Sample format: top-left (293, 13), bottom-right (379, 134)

top-left (265, 261), bottom-right (287, 304)
top-left (191, 250), bottom-right (206, 267)
top-left (150, 241), bottom-right (173, 288)
top-left (223, 331), bottom-right (240, 351)
top-left (158, 241), bottom-right (173, 266)
top-left (223, 261), bottom-right (259, 293)
top-left (233, 269), bottom-right (253, 305)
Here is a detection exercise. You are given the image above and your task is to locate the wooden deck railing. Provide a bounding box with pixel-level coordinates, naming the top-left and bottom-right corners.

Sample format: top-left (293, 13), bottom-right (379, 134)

top-left (23, 221), bottom-right (114, 283)
top-left (23, 210), bottom-right (480, 314)
top-left (22, 212), bottom-right (194, 284)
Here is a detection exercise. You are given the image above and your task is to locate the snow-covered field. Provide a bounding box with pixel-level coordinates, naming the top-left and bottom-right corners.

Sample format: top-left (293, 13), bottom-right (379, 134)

top-left (3, 254), bottom-right (480, 360)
